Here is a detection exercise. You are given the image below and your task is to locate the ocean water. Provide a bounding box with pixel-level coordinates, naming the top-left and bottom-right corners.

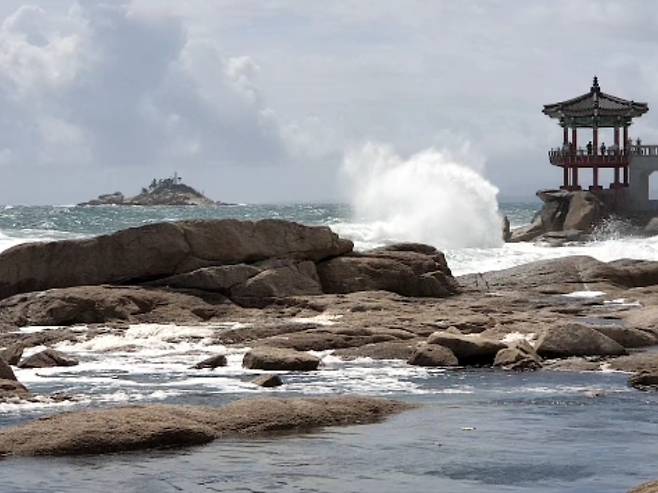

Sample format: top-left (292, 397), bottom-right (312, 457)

top-left (1, 203), bottom-right (658, 492)
top-left (2, 202), bottom-right (658, 275)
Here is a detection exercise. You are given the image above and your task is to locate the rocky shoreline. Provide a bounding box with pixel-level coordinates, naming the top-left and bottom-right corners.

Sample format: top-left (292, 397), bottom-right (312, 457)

top-left (1, 218), bottom-right (658, 484)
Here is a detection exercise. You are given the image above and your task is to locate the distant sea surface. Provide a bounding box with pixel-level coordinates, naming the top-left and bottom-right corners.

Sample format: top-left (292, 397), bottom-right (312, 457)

top-left (2, 201), bottom-right (658, 275)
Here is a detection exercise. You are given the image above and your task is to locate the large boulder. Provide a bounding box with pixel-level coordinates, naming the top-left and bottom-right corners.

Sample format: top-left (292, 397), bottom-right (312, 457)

top-left (629, 372), bottom-right (658, 391)
top-left (230, 261), bottom-right (323, 307)
top-left (335, 340), bottom-right (422, 361)
top-left (407, 344), bottom-right (459, 367)
top-left (535, 324), bottom-right (627, 358)
top-left (562, 191), bottom-right (605, 232)
top-left (18, 349), bottom-right (79, 369)
top-left (590, 325), bottom-right (656, 348)
top-left (242, 347), bottom-right (321, 371)
top-left (629, 481), bottom-right (658, 493)
top-left (426, 331), bottom-right (506, 365)
top-left (493, 341), bottom-right (542, 370)
top-left (250, 374), bottom-right (283, 388)
top-left (0, 397), bottom-right (411, 456)
top-left (0, 357), bottom-right (17, 381)
top-left (0, 220), bottom-right (353, 300)
top-left (317, 249), bottom-right (459, 298)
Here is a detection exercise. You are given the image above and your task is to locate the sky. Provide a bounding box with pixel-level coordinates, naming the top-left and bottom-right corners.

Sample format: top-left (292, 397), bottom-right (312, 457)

top-left (1, 0), bottom-right (658, 205)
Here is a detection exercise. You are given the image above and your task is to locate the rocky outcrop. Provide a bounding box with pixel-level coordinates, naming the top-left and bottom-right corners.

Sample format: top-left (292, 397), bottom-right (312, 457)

top-left (317, 247), bottom-right (458, 298)
top-left (0, 343), bottom-right (24, 365)
top-left (407, 343), bottom-right (459, 367)
top-left (629, 481), bottom-right (658, 493)
top-left (629, 372), bottom-right (658, 391)
top-left (250, 374), bottom-right (283, 387)
top-left (426, 331), bottom-right (505, 365)
top-left (508, 190), bottom-right (605, 243)
top-left (335, 340), bottom-right (422, 361)
top-left (590, 325), bottom-right (656, 348)
top-left (242, 347), bottom-right (321, 371)
top-left (18, 349), bottom-right (79, 369)
top-left (192, 354), bottom-right (227, 370)
top-left (535, 324), bottom-right (627, 358)
top-left (0, 396), bottom-right (412, 456)
top-left (79, 178), bottom-right (221, 207)
top-left (0, 379), bottom-right (30, 401)
top-left (0, 357), bottom-right (17, 381)
top-left (0, 219), bottom-right (353, 300)
top-left (493, 341), bottom-right (542, 370)
top-left (153, 264), bottom-right (260, 292)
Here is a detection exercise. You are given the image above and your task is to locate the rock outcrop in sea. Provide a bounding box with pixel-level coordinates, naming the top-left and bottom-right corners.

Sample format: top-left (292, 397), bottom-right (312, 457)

top-left (79, 176), bottom-right (227, 206)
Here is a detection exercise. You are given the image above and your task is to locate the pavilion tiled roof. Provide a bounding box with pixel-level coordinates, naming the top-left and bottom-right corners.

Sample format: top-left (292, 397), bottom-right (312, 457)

top-left (543, 77), bottom-right (648, 127)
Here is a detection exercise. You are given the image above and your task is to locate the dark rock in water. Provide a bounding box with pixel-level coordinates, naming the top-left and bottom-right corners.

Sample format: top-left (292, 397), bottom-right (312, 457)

top-left (317, 249), bottom-right (458, 298)
top-left (629, 372), bottom-right (658, 391)
top-left (0, 379), bottom-right (30, 401)
top-left (426, 331), bottom-right (505, 365)
top-left (230, 260), bottom-right (323, 307)
top-left (192, 354), bottom-right (227, 370)
top-left (0, 219), bottom-right (353, 300)
top-left (0, 396), bottom-right (412, 456)
top-left (242, 347), bottom-right (320, 371)
top-left (0, 343), bottom-right (24, 366)
top-left (0, 357), bottom-right (17, 381)
top-left (18, 349), bottom-right (79, 369)
top-left (535, 324), bottom-right (626, 358)
top-left (407, 343), bottom-right (458, 367)
top-left (250, 374), bottom-right (283, 387)
top-left (494, 341), bottom-right (542, 371)
top-left (502, 215), bottom-right (512, 242)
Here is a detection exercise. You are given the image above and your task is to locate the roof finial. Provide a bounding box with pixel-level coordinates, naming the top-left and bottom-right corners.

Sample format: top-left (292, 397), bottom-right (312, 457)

top-left (592, 76), bottom-right (600, 92)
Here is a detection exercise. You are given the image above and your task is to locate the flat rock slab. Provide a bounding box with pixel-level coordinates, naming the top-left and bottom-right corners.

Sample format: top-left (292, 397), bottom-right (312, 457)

top-left (242, 347), bottom-right (321, 371)
top-left (0, 396), bottom-right (413, 456)
top-left (426, 331), bottom-right (505, 365)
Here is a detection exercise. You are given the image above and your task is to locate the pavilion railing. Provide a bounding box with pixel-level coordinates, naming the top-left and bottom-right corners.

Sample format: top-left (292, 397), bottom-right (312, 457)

top-left (629, 144), bottom-right (658, 157)
top-left (548, 147), bottom-right (629, 167)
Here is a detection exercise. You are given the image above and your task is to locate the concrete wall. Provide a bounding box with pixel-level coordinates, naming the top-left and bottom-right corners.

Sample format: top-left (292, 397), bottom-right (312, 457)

top-left (628, 156), bottom-right (658, 212)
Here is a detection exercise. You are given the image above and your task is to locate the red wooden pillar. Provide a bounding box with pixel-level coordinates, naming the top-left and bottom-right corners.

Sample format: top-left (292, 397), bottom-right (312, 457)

top-left (623, 125), bottom-right (629, 152)
top-left (563, 166), bottom-right (569, 189)
top-left (623, 166), bottom-right (629, 186)
top-left (572, 127), bottom-right (577, 150)
top-left (614, 127), bottom-right (620, 147)
top-left (572, 167), bottom-right (579, 189)
top-left (593, 167), bottom-right (599, 189)
top-left (613, 167), bottom-right (620, 187)
top-left (593, 126), bottom-right (599, 155)
top-left (563, 126), bottom-right (569, 146)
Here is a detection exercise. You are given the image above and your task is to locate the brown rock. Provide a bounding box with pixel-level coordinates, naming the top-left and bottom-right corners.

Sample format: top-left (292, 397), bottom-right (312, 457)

top-left (192, 354), bottom-right (227, 370)
top-left (0, 358), bottom-right (17, 381)
top-left (0, 219), bottom-right (353, 300)
top-left (317, 254), bottom-right (458, 298)
top-left (535, 324), bottom-right (627, 358)
top-left (250, 374), bottom-right (283, 387)
top-left (407, 344), bottom-right (459, 367)
top-left (242, 347), bottom-right (320, 371)
top-left (0, 379), bottom-right (30, 401)
top-left (0, 396), bottom-right (411, 456)
top-left (18, 349), bottom-right (79, 369)
top-left (562, 191), bottom-right (605, 232)
top-left (231, 261), bottom-right (323, 307)
top-left (426, 331), bottom-right (506, 365)
top-left (153, 264), bottom-right (260, 291)
top-left (0, 343), bottom-right (24, 366)
top-left (591, 325), bottom-right (656, 348)
top-left (629, 372), bottom-right (658, 391)
top-left (334, 340), bottom-right (422, 361)
top-left (630, 481), bottom-right (658, 493)
top-left (494, 341), bottom-right (542, 370)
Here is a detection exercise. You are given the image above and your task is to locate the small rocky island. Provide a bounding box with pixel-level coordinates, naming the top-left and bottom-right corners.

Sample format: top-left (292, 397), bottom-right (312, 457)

top-left (79, 174), bottom-right (230, 207)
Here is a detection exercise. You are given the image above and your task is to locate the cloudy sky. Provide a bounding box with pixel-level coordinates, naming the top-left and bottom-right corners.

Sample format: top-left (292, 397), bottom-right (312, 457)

top-left (1, 0), bottom-right (658, 204)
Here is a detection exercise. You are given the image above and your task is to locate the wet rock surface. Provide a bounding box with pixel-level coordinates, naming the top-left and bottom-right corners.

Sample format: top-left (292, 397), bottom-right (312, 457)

top-left (17, 349), bottom-right (79, 369)
top-left (0, 396), bottom-right (413, 456)
top-left (242, 347), bottom-right (321, 371)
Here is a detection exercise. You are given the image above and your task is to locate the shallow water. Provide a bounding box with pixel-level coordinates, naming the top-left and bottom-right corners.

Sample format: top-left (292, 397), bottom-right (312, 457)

top-left (2, 369), bottom-right (657, 493)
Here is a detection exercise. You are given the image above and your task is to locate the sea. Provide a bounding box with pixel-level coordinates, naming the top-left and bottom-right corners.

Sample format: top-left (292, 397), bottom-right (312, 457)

top-left (1, 202), bottom-right (658, 493)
